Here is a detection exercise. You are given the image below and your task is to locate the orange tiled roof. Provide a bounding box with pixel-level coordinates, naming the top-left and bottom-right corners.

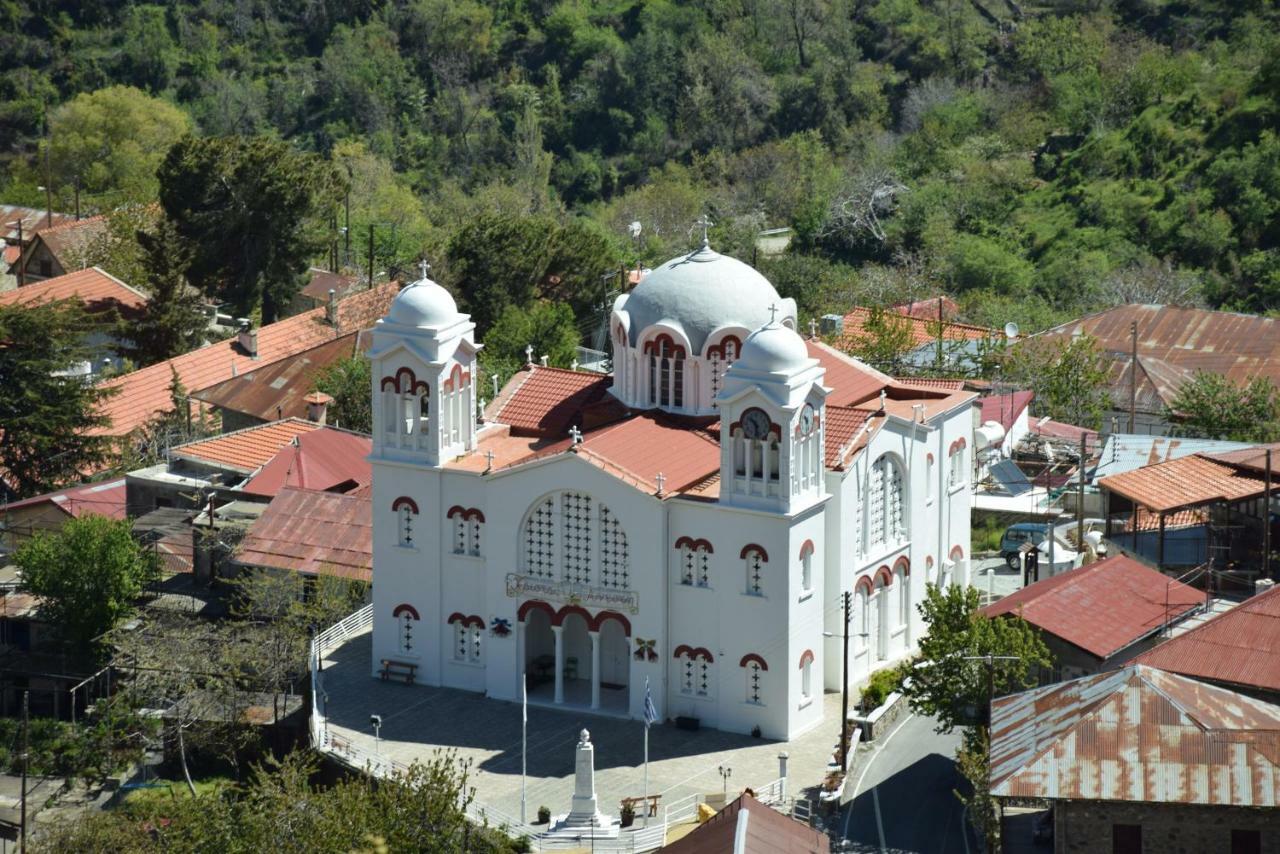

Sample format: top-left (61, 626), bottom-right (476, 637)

top-left (0, 267), bottom-right (146, 319)
top-left (893, 376), bottom-right (967, 391)
top-left (823, 407), bottom-right (878, 470)
top-left (835, 306), bottom-right (994, 351)
top-left (575, 412), bottom-right (721, 493)
top-left (488, 366), bottom-right (616, 436)
top-left (94, 282), bottom-right (398, 437)
top-left (171, 419), bottom-right (321, 473)
top-left (807, 339), bottom-right (894, 406)
top-left (1098, 453), bottom-right (1273, 513)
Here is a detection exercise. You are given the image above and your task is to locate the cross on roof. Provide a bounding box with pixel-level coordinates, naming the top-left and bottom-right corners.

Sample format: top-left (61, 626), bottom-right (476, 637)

top-left (484, 450), bottom-right (495, 473)
top-left (695, 214), bottom-right (714, 248)
top-left (809, 318), bottom-right (818, 339)
top-left (655, 472), bottom-right (666, 497)
top-left (569, 425), bottom-right (583, 445)
top-left (768, 303), bottom-right (779, 323)
top-left (525, 344), bottom-right (534, 365)
top-left (419, 259), bottom-right (431, 280)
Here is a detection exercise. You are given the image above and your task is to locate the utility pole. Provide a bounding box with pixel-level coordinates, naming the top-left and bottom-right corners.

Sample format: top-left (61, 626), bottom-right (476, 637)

top-left (20, 690), bottom-right (29, 852)
top-left (1129, 320), bottom-right (1138, 433)
top-left (367, 223), bottom-right (375, 289)
top-left (840, 591), bottom-right (852, 772)
top-left (12, 219), bottom-right (23, 288)
top-left (1266, 448), bottom-right (1273, 581)
top-left (962, 654), bottom-right (1020, 728)
top-left (1078, 433), bottom-right (1087, 556)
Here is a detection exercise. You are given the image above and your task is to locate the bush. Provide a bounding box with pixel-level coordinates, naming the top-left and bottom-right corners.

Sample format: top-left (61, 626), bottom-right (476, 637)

top-left (860, 664), bottom-right (908, 711)
top-left (537, 805), bottom-right (551, 825)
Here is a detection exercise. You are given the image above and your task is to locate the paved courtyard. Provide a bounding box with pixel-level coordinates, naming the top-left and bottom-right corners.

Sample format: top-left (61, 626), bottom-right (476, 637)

top-left (317, 628), bottom-right (844, 823)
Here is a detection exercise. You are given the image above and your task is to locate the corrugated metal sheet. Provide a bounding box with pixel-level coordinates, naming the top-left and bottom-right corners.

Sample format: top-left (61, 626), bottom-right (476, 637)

top-left (981, 555), bottom-right (1203, 660)
top-left (1033, 305), bottom-right (1280, 412)
top-left (1135, 586), bottom-right (1280, 695)
top-left (660, 793), bottom-right (829, 854)
top-left (1097, 453), bottom-right (1271, 512)
top-left (1093, 434), bottom-right (1253, 480)
top-left (236, 487), bottom-right (371, 581)
top-left (190, 334), bottom-right (358, 422)
top-left (991, 664), bottom-right (1280, 806)
top-left (239, 428), bottom-right (371, 497)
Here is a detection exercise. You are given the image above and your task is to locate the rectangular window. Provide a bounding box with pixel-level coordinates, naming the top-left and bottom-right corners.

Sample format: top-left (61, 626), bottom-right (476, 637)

top-left (696, 659), bottom-right (711, 697)
top-left (453, 623), bottom-right (468, 662)
top-left (1112, 824), bottom-right (1141, 854)
top-left (801, 660), bottom-right (812, 702)
top-left (468, 518), bottom-right (482, 556)
top-left (680, 656), bottom-right (695, 695)
top-left (452, 516), bottom-right (466, 554)
top-left (1231, 830), bottom-right (1261, 854)
top-left (746, 663), bottom-right (763, 705)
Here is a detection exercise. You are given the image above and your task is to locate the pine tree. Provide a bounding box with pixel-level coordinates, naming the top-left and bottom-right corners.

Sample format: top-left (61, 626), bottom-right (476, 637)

top-left (118, 217), bottom-right (208, 367)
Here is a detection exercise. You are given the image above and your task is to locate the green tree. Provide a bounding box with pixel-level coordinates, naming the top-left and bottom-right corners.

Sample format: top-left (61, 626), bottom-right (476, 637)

top-left (903, 583), bottom-right (1051, 734)
top-left (482, 301), bottom-right (580, 382)
top-left (45, 86), bottom-right (191, 206)
top-left (15, 516), bottom-right (160, 650)
top-left (0, 301), bottom-right (117, 497)
top-left (119, 217), bottom-right (208, 366)
top-left (843, 305), bottom-right (915, 369)
top-left (315, 353), bottom-right (373, 434)
top-left (1169, 371), bottom-right (1280, 442)
top-left (157, 136), bottom-right (343, 323)
top-left (1005, 333), bottom-right (1111, 430)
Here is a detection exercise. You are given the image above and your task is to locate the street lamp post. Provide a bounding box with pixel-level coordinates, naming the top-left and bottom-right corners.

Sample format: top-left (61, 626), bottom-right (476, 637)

top-left (717, 764), bottom-right (732, 799)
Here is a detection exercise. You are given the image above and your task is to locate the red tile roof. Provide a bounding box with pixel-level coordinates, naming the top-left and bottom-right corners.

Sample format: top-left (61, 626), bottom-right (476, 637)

top-left (172, 419), bottom-right (321, 474)
top-left (893, 376), bottom-right (967, 391)
top-left (1134, 585), bottom-right (1280, 694)
top-left (892, 295), bottom-right (960, 321)
top-left (236, 487), bottom-right (371, 581)
top-left (28, 215), bottom-right (108, 262)
top-left (0, 267), bottom-right (146, 319)
top-left (0, 478), bottom-right (126, 520)
top-left (977, 391), bottom-right (1034, 432)
top-left (990, 664), bottom-right (1280, 806)
top-left (574, 412), bottom-right (721, 493)
top-left (301, 268), bottom-right (359, 302)
top-left (807, 339), bottom-right (894, 406)
top-left (239, 427), bottom-right (371, 497)
top-left (1098, 452), bottom-right (1274, 513)
top-left (488, 366), bottom-right (616, 436)
top-left (190, 334), bottom-right (359, 423)
top-left (94, 281), bottom-right (398, 437)
top-left (823, 407), bottom-right (878, 470)
top-left (981, 555), bottom-right (1203, 659)
top-left (661, 792), bottom-right (829, 854)
top-left (835, 306), bottom-right (994, 351)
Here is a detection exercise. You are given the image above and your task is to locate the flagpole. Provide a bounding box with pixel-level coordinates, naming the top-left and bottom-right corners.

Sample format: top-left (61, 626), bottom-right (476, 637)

top-left (643, 724), bottom-right (649, 827)
top-left (522, 671), bottom-right (528, 825)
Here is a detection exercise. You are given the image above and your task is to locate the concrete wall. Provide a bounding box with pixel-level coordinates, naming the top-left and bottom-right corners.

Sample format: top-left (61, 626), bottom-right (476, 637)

top-left (1054, 798), bottom-right (1280, 854)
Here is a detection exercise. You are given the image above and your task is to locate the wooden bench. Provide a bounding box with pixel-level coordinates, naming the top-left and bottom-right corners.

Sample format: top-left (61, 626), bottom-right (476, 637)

top-left (620, 794), bottom-right (662, 817)
top-left (379, 659), bottom-right (417, 684)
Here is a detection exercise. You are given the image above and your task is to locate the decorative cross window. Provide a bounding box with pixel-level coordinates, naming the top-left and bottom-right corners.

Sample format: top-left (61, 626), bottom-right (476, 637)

top-left (869, 454), bottom-right (906, 547)
top-left (525, 497), bottom-right (556, 579)
top-left (400, 612), bottom-right (415, 654)
top-left (453, 514), bottom-right (467, 554)
top-left (562, 492), bottom-right (592, 585)
top-left (741, 655), bottom-right (767, 705)
top-left (680, 653), bottom-right (696, 694)
top-left (454, 622), bottom-right (468, 661)
top-left (897, 566), bottom-right (910, 626)
top-left (469, 517), bottom-right (482, 556)
top-left (949, 439), bottom-right (967, 488)
top-left (696, 658), bottom-right (710, 696)
top-left (743, 547), bottom-right (766, 596)
top-left (801, 657), bottom-right (813, 701)
top-left (599, 506), bottom-right (629, 589)
top-left (855, 588), bottom-right (869, 651)
top-left (400, 506), bottom-right (415, 547)
top-left (680, 545), bottom-right (696, 586)
top-left (470, 626), bottom-right (483, 662)
top-left (448, 507), bottom-right (484, 557)
top-left (521, 491), bottom-right (628, 587)
top-left (676, 648), bottom-right (713, 697)
top-left (709, 351), bottom-right (721, 405)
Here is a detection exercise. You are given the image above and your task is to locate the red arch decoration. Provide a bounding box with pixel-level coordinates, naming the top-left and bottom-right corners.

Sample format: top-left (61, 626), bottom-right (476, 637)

top-left (949, 437), bottom-right (967, 455)
top-left (854, 575), bottom-right (874, 595)
top-left (413, 380), bottom-right (429, 394)
top-left (705, 334), bottom-right (743, 360)
top-left (925, 556), bottom-right (935, 569)
top-left (447, 506), bottom-right (486, 522)
top-left (517, 600), bottom-right (555, 623)
top-left (798, 539), bottom-right (815, 560)
top-left (740, 544), bottom-right (769, 561)
top-left (380, 376), bottom-right (398, 391)
top-left (893, 556), bottom-right (910, 577)
top-left (642, 333), bottom-right (687, 359)
top-left (591, 611), bottom-right (632, 636)
top-left (926, 452), bottom-right (934, 464)
top-left (395, 367), bottom-right (417, 389)
top-left (393, 603), bottom-right (421, 620)
top-left (873, 566), bottom-right (893, 587)
top-left (443, 365), bottom-right (471, 392)
top-left (798, 649), bottom-right (815, 669)
top-left (739, 653), bottom-right (769, 671)
top-left (673, 645), bottom-right (714, 662)
top-left (392, 496), bottom-right (419, 514)
top-left (447, 612), bottom-right (484, 628)
top-left (950, 545), bottom-right (965, 560)
top-left (674, 536), bottom-right (714, 553)
top-left (552, 604), bottom-right (593, 628)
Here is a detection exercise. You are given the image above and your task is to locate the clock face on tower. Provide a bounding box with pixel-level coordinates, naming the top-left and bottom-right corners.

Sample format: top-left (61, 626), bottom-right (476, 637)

top-left (741, 409), bottom-right (771, 440)
top-left (800, 404), bottom-right (815, 435)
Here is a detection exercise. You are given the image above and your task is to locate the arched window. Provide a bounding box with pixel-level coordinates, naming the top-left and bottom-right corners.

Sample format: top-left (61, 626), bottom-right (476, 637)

top-left (731, 409), bottom-right (781, 495)
top-left (448, 614), bottom-right (483, 663)
top-left (521, 492), bottom-right (628, 588)
top-left (742, 545), bottom-right (767, 596)
top-left (393, 604), bottom-right (420, 656)
top-left (740, 654), bottom-right (767, 705)
top-left (895, 559), bottom-right (910, 627)
top-left (708, 336), bottom-right (740, 409)
top-left (675, 646), bottom-right (714, 697)
top-left (854, 583), bottom-right (870, 652)
top-left (799, 649), bottom-right (815, 702)
top-left (392, 497), bottom-right (419, 548)
top-left (799, 540), bottom-right (815, 592)
top-left (949, 438), bottom-right (967, 488)
top-left (869, 454), bottom-right (906, 547)
top-left (447, 507), bottom-right (484, 557)
top-left (677, 538), bottom-right (713, 588)
top-left (647, 335), bottom-right (686, 409)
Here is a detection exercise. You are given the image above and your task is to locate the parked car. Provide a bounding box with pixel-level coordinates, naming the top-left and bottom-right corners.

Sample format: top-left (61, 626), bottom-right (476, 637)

top-left (1000, 522), bottom-right (1046, 569)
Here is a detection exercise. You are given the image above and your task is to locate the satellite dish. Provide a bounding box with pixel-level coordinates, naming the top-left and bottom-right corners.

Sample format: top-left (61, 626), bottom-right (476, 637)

top-left (628, 221), bottom-right (642, 239)
top-left (1003, 321), bottom-right (1020, 341)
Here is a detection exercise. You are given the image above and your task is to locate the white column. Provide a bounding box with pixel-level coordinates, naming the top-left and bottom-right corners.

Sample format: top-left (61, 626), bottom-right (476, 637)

top-left (589, 631), bottom-right (601, 710)
top-left (553, 625), bottom-right (565, 704)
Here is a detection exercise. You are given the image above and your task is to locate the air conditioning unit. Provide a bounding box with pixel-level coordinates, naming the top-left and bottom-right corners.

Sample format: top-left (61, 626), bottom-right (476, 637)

top-left (819, 314), bottom-right (844, 335)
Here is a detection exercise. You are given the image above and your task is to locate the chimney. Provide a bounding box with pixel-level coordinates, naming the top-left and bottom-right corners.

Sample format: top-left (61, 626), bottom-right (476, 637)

top-left (325, 288), bottom-right (337, 325)
top-left (236, 318), bottom-right (258, 359)
top-left (304, 391), bottom-right (333, 425)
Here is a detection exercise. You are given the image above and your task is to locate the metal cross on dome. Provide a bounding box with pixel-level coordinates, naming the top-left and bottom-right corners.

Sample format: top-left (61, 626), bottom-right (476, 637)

top-left (695, 214), bottom-right (714, 247)
top-left (419, 259), bottom-right (431, 280)
top-left (768, 303), bottom-right (779, 323)
top-left (525, 344), bottom-right (535, 365)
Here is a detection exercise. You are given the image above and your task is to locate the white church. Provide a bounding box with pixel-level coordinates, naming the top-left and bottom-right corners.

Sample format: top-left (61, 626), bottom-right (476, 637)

top-left (367, 240), bottom-right (974, 740)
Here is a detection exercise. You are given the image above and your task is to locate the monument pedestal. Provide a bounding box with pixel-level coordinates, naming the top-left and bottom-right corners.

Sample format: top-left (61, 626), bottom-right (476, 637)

top-left (547, 728), bottom-right (620, 839)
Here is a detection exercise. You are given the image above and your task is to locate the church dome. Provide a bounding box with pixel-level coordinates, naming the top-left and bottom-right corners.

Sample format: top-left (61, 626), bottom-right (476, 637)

top-left (735, 322), bottom-right (812, 374)
top-left (386, 275), bottom-right (459, 328)
top-left (619, 244), bottom-right (795, 355)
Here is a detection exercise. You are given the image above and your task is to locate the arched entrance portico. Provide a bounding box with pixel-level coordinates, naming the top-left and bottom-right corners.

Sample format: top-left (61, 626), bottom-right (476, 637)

top-left (518, 601), bottom-right (632, 716)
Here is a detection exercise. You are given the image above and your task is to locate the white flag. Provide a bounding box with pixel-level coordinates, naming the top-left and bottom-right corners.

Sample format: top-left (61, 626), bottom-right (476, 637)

top-left (522, 672), bottom-right (527, 723)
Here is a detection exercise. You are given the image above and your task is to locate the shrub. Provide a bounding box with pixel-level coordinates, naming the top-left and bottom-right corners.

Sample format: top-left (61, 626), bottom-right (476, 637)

top-left (860, 664), bottom-right (908, 711)
top-left (537, 805), bottom-right (551, 824)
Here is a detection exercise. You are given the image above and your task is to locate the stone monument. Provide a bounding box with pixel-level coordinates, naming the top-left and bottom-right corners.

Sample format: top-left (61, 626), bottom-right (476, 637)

top-left (549, 728), bottom-right (619, 837)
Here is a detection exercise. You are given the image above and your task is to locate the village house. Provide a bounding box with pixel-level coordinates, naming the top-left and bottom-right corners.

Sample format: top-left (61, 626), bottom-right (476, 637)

top-left (367, 244), bottom-right (975, 740)
top-left (8, 215), bottom-right (108, 284)
top-left (825, 306), bottom-right (998, 375)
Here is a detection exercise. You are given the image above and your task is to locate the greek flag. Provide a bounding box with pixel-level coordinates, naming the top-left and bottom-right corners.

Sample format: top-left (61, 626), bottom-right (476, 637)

top-left (643, 677), bottom-right (658, 728)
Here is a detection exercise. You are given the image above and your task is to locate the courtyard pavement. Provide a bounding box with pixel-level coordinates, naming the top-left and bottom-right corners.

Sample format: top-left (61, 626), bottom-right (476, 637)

top-left (317, 628), bottom-right (844, 824)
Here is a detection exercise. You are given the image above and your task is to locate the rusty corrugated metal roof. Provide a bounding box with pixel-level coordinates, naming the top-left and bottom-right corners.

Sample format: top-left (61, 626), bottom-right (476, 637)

top-left (236, 487), bottom-right (371, 581)
top-left (190, 334), bottom-right (358, 422)
top-left (990, 664), bottom-right (1280, 806)
top-left (1097, 453), bottom-right (1272, 513)
top-left (1134, 585), bottom-right (1280, 695)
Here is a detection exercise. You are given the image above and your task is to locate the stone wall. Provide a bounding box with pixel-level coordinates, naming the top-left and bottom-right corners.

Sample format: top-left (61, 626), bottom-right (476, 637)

top-left (1055, 799), bottom-right (1280, 854)
top-left (853, 690), bottom-right (907, 742)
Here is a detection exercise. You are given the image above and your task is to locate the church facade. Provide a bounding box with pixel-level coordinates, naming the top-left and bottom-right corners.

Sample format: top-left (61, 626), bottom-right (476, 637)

top-left (368, 243), bottom-right (974, 740)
